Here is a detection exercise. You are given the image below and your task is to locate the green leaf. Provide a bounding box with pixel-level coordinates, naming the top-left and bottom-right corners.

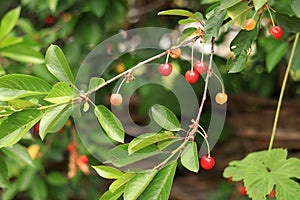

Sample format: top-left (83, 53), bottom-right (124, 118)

top-left (180, 142), bottom-right (199, 173)
top-left (266, 41), bottom-right (288, 72)
top-left (253, 0), bottom-right (267, 11)
top-left (45, 44), bottom-right (74, 84)
top-left (44, 82), bottom-right (74, 104)
top-left (88, 77), bottom-right (105, 92)
top-left (150, 104), bottom-right (180, 131)
top-left (0, 6), bottom-right (21, 40)
top-left (1, 183), bottom-right (17, 200)
top-left (94, 105), bottom-right (124, 143)
top-left (0, 109), bottom-right (42, 148)
top-left (290, 38), bottom-right (300, 81)
top-left (227, 28), bottom-right (258, 73)
top-left (7, 99), bottom-right (38, 109)
top-left (224, 149), bottom-right (300, 200)
top-left (16, 165), bottom-right (37, 192)
top-left (275, 13), bottom-right (300, 33)
top-left (100, 185), bottom-right (125, 200)
top-left (89, 0), bottom-right (108, 18)
top-left (158, 9), bottom-right (197, 19)
top-left (39, 104), bottom-right (71, 140)
top-left (29, 176), bottom-right (47, 200)
top-left (0, 43), bottom-right (44, 64)
top-left (92, 165), bottom-right (123, 179)
top-left (2, 144), bottom-right (34, 167)
top-left (0, 35), bottom-right (23, 48)
top-left (0, 157), bottom-right (10, 188)
top-left (106, 144), bottom-right (161, 167)
top-left (124, 170), bottom-right (158, 200)
top-left (47, 0), bottom-right (59, 13)
top-left (204, 8), bottom-right (226, 42)
top-left (220, 0), bottom-right (240, 10)
top-left (46, 171), bottom-right (68, 186)
top-left (139, 161), bottom-right (177, 200)
top-left (109, 172), bottom-right (135, 193)
top-left (178, 18), bottom-right (198, 25)
top-left (128, 131), bottom-right (174, 154)
top-left (0, 74), bottom-right (52, 101)
top-left (177, 27), bottom-right (197, 44)
top-left (291, 0), bottom-right (300, 17)
top-left (227, 2), bottom-right (253, 28)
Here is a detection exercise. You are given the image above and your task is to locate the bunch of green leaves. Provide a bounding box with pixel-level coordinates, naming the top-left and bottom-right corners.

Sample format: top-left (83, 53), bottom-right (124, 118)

top-left (223, 148), bottom-right (300, 200)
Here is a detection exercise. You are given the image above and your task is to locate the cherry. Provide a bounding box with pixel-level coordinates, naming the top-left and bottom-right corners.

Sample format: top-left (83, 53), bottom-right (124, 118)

top-left (270, 25), bottom-right (283, 39)
top-left (194, 60), bottom-right (207, 74)
top-left (45, 15), bottom-right (55, 26)
top-left (78, 155), bottom-right (89, 164)
top-left (244, 18), bottom-right (256, 31)
top-left (268, 189), bottom-right (276, 198)
top-left (200, 155), bottom-right (215, 170)
top-left (67, 142), bottom-right (76, 153)
top-left (57, 127), bottom-right (64, 133)
top-left (158, 63), bottom-right (173, 76)
top-left (185, 70), bottom-right (199, 83)
top-left (110, 93), bottom-right (123, 106)
top-left (238, 185), bottom-right (247, 196)
top-left (169, 48), bottom-right (181, 59)
top-left (227, 176), bottom-right (233, 182)
top-left (215, 92), bottom-right (228, 105)
top-left (34, 122), bottom-right (40, 133)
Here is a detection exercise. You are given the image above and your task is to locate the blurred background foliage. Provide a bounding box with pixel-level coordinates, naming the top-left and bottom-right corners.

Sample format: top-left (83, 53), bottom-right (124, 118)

top-left (0, 0), bottom-right (299, 199)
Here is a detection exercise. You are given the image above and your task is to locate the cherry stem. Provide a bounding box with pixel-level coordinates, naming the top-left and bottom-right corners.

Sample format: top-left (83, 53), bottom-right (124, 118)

top-left (201, 42), bottom-right (204, 62)
top-left (268, 33), bottom-right (299, 150)
top-left (251, 10), bottom-right (257, 19)
top-left (266, 4), bottom-right (275, 26)
top-left (116, 77), bottom-right (126, 94)
top-left (195, 37), bottom-right (215, 123)
top-left (191, 42), bottom-right (194, 71)
top-left (196, 130), bottom-right (211, 157)
top-left (165, 50), bottom-right (170, 64)
top-left (212, 71), bottom-right (225, 93)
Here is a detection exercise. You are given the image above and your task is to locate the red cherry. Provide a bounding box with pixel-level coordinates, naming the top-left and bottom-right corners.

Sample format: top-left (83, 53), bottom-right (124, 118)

top-left (270, 25), bottom-right (283, 39)
top-left (200, 155), bottom-right (215, 170)
top-left (57, 127), bottom-right (64, 133)
top-left (110, 93), bottom-right (123, 106)
top-left (45, 15), bottom-right (55, 26)
top-left (158, 63), bottom-right (173, 76)
top-left (238, 185), bottom-right (247, 196)
top-left (194, 60), bottom-right (207, 74)
top-left (67, 142), bottom-right (76, 153)
top-left (185, 70), bottom-right (199, 83)
top-left (268, 189), bottom-right (276, 198)
top-left (227, 176), bottom-right (233, 182)
top-left (34, 122), bottom-right (40, 133)
top-left (78, 155), bottom-right (89, 164)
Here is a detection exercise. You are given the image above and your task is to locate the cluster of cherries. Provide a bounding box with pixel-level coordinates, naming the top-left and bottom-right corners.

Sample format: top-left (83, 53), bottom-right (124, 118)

top-left (244, 5), bottom-right (283, 39)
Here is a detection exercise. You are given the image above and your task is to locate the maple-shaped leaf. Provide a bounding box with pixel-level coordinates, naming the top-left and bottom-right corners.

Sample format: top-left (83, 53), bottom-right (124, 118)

top-left (224, 148), bottom-right (300, 200)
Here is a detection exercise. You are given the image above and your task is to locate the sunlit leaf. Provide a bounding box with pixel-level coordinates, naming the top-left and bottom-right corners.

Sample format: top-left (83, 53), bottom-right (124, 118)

top-left (128, 131), bottom-right (174, 154)
top-left (92, 165), bottom-right (123, 179)
top-left (124, 169), bottom-right (158, 200)
top-left (150, 104), bottom-right (180, 131)
top-left (45, 45), bottom-right (74, 83)
top-left (180, 142), bottom-right (199, 173)
top-left (44, 82), bottom-right (74, 104)
top-left (94, 105), bottom-right (124, 143)
top-left (140, 161), bottom-right (177, 200)
top-left (0, 74), bottom-right (52, 101)
top-left (109, 172), bottom-right (135, 193)
top-left (158, 9), bottom-right (197, 19)
top-left (0, 6), bottom-right (21, 40)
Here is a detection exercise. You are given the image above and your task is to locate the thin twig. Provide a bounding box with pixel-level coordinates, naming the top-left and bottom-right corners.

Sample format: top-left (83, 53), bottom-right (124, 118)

top-left (195, 37), bottom-right (215, 123)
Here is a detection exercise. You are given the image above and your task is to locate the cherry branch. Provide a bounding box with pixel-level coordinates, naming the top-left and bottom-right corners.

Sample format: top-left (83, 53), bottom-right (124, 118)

top-left (85, 35), bottom-right (200, 97)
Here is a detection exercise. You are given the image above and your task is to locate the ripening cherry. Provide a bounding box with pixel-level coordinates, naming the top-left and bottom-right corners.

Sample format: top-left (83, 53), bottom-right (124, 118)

top-left (110, 93), bottom-right (123, 106)
top-left (45, 15), bottom-right (55, 26)
top-left (158, 63), bottom-right (173, 76)
top-left (244, 18), bottom-right (256, 31)
top-left (34, 122), bottom-right (40, 133)
top-left (78, 155), bottom-right (89, 164)
top-left (57, 127), bottom-right (64, 133)
top-left (67, 142), bottom-right (76, 153)
top-left (194, 60), bottom-right (207, 74)
top-left (268, 189), bottom-right (276, 198)
top-left (270, 25), bottom-right (283, 39)
top-left (200, 155), bottom-right (215, 170)
top-left (215, 92), bottom-right (228, 105)
top-left (169, 48), bottom-right (181, 59)
top-left (238, 185), bottom-right (247, 196)
top-left (185, 70), bottom-right (199, 83)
